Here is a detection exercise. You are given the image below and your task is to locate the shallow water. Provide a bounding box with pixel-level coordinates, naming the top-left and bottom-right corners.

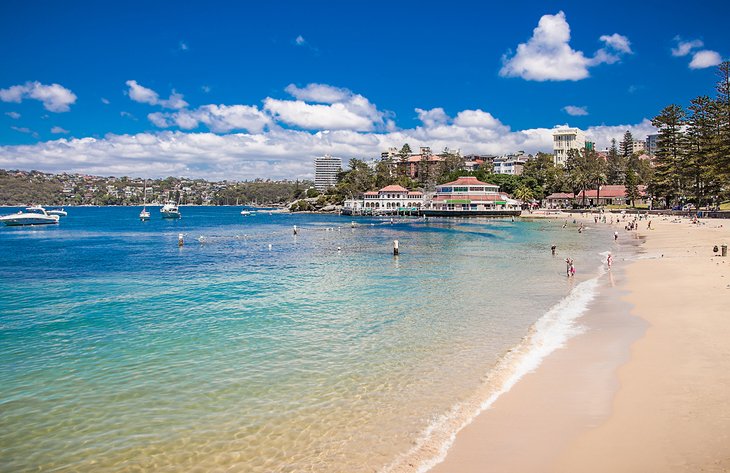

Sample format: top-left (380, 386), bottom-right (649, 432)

top-left (0, 207), bottom-right (618, 472)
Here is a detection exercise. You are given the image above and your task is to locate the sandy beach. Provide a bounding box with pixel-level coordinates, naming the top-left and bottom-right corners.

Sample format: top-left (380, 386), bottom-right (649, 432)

top-left (432, 214), bottom-right (730, 473)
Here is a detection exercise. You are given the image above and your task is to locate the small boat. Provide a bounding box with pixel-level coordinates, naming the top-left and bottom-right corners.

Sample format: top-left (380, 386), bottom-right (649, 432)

top-left (160, 202), bottom-right (181, 219)
top-left (47, 208), bottom-right (68, 217)
top-left (240, 210), bottom-right (255, 216)
top-left (0, 206), bottom-right (60, 226)
top-left (140, 180), bottom-right (150, 220)
top-left (139, 207), bottom-right (150, 220)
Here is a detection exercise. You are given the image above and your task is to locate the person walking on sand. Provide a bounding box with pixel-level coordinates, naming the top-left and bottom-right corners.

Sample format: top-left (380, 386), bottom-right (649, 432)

top-left (607, 253), bottom-right (613, 270)
top-left (614, 231), bottom-right (618, 241)
top-left (648, 220), bottom-right (652, 230)
top-left (565, 257), bottom-right (572, 276)
top-left (551, 245), bottom-right (556, 256)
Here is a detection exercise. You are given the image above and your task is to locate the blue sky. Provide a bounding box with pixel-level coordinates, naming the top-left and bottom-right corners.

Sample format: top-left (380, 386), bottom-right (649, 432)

top-left (0, 0), bottom-right (727, 179)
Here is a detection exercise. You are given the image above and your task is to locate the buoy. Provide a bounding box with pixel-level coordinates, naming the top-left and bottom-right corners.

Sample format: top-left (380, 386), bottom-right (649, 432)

top-left (337, 246), bottom-right (341, 252)
top-left (393, 239), bottom-right (399, 256)
top-left (351, 221), bottom-right (355, 228)
top-left (268, 244), bottom-right (272, 251)
top-left (178, 233), bottom-right (184, 247)
top-left (293, 225), bottom-right (298, 235)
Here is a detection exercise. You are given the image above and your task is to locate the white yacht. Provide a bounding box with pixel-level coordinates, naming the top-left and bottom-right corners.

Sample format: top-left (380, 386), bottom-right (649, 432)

top-left (160, 202), bottom-right (181, 219)
top-left (0, 206), bottom-right (61, 226)
top-left (47, 208), bottom-right (68, 217)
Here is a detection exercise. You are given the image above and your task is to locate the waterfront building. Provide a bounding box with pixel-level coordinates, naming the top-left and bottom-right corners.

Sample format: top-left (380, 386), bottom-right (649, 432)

top-left (544, 192), bottom-right (575, 209)
top-left (342, 185), bottom-right (424, 213)
top-left (552, 127), bottom-right (588, 166)
top-left (422, 176), bottom-right (521, 215)
top-left (314, 155), bottom-right (342, 191)
top-left (576, 185), bottom-right (648, 207)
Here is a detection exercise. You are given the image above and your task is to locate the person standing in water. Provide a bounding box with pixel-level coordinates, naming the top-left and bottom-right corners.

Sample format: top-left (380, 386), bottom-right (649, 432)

top-left (607, 253), bottom-right (613, 270)
top-left (551, 245), bottom-right (556, 256)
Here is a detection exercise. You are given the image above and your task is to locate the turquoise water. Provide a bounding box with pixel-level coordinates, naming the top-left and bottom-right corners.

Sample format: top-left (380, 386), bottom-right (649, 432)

top-left (0, 207), bottom-right (616, 472)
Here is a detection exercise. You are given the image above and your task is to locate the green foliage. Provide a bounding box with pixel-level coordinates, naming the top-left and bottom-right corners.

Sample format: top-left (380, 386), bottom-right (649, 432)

top-left (0, 171), bottom-right (64, 205)
top-left (213, 180), bottom-right (308, 205)
top-left (306, 188), bottom-right (321, 198)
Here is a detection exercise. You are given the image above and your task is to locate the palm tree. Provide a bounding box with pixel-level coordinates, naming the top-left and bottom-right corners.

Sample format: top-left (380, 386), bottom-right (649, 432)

top-left (514, 185), bottom-right (534, 203)
top-left (594, 172), bottom-right (607, 207)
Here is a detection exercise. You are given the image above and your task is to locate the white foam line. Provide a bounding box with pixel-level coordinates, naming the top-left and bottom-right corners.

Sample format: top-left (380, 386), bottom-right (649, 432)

top-left (382, 261), bottom-right (607, 473)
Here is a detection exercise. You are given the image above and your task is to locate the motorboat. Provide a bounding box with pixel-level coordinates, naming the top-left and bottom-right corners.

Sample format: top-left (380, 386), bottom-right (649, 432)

top-left (139, 207), bottom-right (150, 220)
top-left (160, 202), bottom-right (181, 219)
top-left (0, 206), bottom-right (60, 226)
top-left (47, 208), bottom-right (68, 217)
top-left (240, 210), bottom-right (255, 216)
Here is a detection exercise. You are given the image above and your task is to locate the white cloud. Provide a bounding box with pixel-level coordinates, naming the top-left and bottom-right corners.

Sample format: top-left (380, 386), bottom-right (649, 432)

top-left (689, 50), bottom-right (723, 69)
top-left (263, 84), bottom-right (385, 131)
top-left (120, 111), bottom-right (137, 120)
top-left (672, 38), bottom-right (703, 57)
top-left (51, 126), bottom-right (69, 134)
top-left (11, 126), bottom-right (32, 134)
top-left (500, 11), bottom-right (631, 81)
top-left (0, 81), bottom-right (77, 112)
top-left (125, 80), bottom-right (188, 109)
top-left (415, 108), bottom-right (449, 128)
top-left (284, 83), bottom-right (350, 103)
top-left (5, 111), bottom-right (21, 119)
top-left (148, 104), bottom-right (271, 133)
top-left (201, 85), bottom-right (211, 93)
top-left (562, 105), bottom-right (588, 116)
top-left (599, 34), bottom-right (632, 54)
top-left (179, 41), bottom-right (188, 51)
top-left (101, 97), bottom-right (110, 104)
top-left (295, 35), bottom-right (306, 46)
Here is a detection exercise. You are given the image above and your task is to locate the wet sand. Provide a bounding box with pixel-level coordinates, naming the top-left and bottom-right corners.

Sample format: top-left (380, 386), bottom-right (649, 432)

top-left (431, 215), bottom-right (730, 472)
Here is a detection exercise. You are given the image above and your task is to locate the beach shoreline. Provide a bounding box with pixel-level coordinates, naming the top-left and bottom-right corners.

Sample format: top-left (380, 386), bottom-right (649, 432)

top-left (429, 214), bottom-right (730, 472)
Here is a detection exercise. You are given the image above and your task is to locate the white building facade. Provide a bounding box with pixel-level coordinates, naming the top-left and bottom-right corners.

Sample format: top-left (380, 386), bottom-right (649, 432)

top-left (553, 127), bottom-right (587, 166)
top-left (343, 185), bottom-right (423, 213)
top-left (314, 155), bottom-right (342, 191)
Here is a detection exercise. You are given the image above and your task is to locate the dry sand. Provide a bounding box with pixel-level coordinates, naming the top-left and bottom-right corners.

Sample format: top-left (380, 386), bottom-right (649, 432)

top-left (431, 214), bottom-right (730, 473)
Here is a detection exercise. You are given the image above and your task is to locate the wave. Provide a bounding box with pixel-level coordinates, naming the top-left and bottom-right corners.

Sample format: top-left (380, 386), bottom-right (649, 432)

top-left (381, 260), bottom-right (607, 473)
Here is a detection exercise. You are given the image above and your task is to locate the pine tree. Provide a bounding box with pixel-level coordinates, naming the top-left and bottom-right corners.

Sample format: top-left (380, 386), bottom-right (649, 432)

top-left (714, 62), bottom-right (730, 187)
top-left (686, 96), bottom-right (720, 208)
top-left (606, 138), bottom-right (625, 184)
top-left (651, 104), bottom-right (687, 208)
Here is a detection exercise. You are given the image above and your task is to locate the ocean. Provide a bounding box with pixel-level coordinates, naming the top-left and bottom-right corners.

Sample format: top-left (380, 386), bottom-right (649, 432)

top-left (0, 206), bottom-right (622, 472)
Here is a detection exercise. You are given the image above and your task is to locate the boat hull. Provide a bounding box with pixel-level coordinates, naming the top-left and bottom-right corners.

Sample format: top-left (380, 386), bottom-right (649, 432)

top-left (0, 216), bottom-right (59, 226)
top-left (160, 212), bottom-right (181, 219)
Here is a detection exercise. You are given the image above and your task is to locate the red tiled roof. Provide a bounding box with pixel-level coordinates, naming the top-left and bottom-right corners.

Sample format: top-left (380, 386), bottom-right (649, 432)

top-left (379, 185), bottom-right (408, 192)
top-left (546, 192), bottom-right (574, 199)
top-left (363, 191), bottom-right (378, 196)
top-left (405, 155), bottom-right (446, 162)
top-left (576, 185), bottom-right (647, 199)
top-left (407, 191), bottom-right (423, 196)
top-left (439, 176), bottom-right (496, 186)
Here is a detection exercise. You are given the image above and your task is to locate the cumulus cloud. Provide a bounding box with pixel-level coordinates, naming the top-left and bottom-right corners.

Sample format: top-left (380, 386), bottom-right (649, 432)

top-left (125, 80), bottom-right (188, 109)
top-left (415, 108), bottom-right (449, 128)
top-left (5, 111), bottom-right (21, 119)
top-left (500, 11), bottom-right (631, 81)
top-left (263, 84), bottom-right (385, 131)
top-left (284, 83), bottom-right (351, 103)
top-left (295, 35), bottom-right (306, 46)
top-left (672, 38), bottom-right (703, 57)
top-left (101, 97), bottom-right (110, 104)
top-left (0, 81), bottom-right (77, 112)
top-left (179, 41), bottom-right (188, 51)
top-left (148, 104), bottom-right (271, 133)
top-left (599, 34), bottom-right (632, 54)
top-left (562, 105), bottom-right (588, 116)
top-left (689, 50), bottom-right (723, 69)
top-left (51, 126), bottom-right (69, 134)
top-left (671, 37), bottom-right (723, 70)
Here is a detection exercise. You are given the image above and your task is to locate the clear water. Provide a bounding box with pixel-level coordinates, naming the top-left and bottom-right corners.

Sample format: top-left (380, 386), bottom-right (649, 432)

top-left (0, 207), bottom-right (616, 472)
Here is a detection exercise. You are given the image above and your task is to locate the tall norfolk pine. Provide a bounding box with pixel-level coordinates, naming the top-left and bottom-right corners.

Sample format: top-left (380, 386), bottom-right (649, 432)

top-left (651, 104), bottom-right (687, 207)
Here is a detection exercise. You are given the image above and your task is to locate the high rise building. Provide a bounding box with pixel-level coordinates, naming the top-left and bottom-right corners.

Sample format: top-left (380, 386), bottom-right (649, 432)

top-left (314, 155), bottom-right (342, 191)
top-left (552, 127), bottom-right (588, 166)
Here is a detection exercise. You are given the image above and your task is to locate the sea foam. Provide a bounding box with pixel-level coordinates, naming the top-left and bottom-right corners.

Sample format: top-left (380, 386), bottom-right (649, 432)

top-left (382, 259), bottom-right (607, 473)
